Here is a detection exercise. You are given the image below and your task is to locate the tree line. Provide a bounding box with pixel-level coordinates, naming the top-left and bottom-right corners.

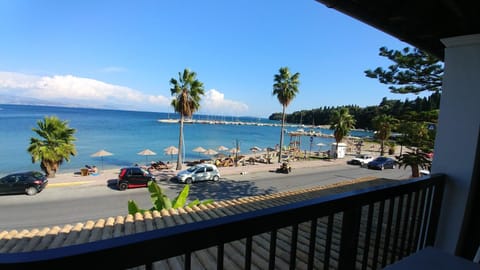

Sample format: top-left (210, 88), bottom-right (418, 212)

top-left (268, 91), bottom-right (440, 131)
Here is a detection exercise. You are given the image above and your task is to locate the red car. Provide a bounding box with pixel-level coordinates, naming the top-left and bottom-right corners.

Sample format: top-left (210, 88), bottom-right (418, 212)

top-left (117, 167), bottom-right (156, 190)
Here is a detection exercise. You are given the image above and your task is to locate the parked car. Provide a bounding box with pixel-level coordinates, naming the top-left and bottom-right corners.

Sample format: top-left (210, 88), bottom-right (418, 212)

top-left (367, 157), bottom-right (396, 170)
top-left (347, 154), bottom-right (374, 166)
top-left (175, 164), bottom-right (221, 184)
top-left (0, 171), bottom-right (48, 196)
top-left (117, 167), bottom-right (156, 190)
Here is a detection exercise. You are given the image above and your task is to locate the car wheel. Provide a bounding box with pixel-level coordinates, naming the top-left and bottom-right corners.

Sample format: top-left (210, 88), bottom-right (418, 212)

top-left (118, 183), bottom-right (128, 191)
top-left (212, 175), bottom-right (219, 182)
top-left (186, 178), bottom-right (193, 184)
top-left (26, 186), bottom-right (38, 196)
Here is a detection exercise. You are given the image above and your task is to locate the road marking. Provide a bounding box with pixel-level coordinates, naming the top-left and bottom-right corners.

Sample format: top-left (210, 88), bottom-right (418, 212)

top-left (48, 181), bottom-right (94, 187)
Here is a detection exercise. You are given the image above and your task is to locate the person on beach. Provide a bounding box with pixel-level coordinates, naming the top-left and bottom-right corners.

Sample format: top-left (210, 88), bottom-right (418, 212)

top-left (89, 165), bottom-right (98, 174)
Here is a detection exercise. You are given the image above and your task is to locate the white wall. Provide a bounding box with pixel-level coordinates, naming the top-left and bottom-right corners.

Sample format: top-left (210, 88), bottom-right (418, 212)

top-left (434, 34), bottom-right (480, 252)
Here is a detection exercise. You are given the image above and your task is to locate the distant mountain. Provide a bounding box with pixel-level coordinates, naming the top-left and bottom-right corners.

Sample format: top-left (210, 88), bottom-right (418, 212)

top-left (0, 95), bottom-right (122, 110)
top-left (0, 95), bottom-right (69, 107)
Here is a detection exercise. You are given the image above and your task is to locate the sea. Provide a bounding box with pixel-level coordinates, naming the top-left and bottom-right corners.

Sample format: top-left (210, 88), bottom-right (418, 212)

top-left (0, 104), bottom-right (373, 174)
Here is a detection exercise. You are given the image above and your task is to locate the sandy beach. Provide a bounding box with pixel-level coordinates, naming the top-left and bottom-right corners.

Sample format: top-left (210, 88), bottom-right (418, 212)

top-left (49, 139), bottom-right (398, 187)
top-left (49, 155), bottom-right (349, 187)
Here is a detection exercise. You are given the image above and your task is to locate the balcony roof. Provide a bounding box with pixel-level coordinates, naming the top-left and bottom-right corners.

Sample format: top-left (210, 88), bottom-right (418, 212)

top-left (316, 0), bottom-right (480, 60)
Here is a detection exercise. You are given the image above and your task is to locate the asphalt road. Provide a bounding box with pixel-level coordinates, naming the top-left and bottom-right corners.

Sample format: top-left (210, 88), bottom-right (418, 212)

top-left (0, 164), bottom-right (411, 231)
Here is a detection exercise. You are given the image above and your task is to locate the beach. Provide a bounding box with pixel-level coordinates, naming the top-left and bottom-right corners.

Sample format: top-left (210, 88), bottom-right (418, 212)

top-left (49, 146), bottom-right (394, 188)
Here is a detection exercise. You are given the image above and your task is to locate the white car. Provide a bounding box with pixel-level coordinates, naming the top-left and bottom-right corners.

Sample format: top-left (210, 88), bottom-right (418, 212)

top-left (175, 164), bottom-right (221, 184)
top-left (347, 154), bottom-right (375, 166)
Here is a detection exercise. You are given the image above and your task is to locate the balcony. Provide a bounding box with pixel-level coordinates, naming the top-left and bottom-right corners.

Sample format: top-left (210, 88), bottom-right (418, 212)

top-left (0, 174), bottom-right (445, 269)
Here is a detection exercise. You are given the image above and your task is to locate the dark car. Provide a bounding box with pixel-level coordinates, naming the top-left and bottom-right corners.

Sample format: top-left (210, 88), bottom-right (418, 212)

top-left (367, 157), bottom-right (396, 170)
top-left (117, 167), bottom-right (156, 190)
top-left (0, 171), bottom-right (48, 196)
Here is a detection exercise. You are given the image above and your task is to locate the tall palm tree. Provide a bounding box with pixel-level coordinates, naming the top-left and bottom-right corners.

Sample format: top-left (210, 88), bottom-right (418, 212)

top-left (27, 116), bottom-right (77, 178)
top-left (272, 67), bottom-right (300, 163)
top-left (170, 68), bottom-right (205, 170)
top-left (372, 114), bottom-right (398, 156)
top-left (329, 108), bottom-right (356, 158)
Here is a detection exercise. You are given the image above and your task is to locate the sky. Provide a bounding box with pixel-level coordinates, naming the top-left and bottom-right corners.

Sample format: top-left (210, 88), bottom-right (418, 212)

top-left (0, 0), bottom-right (422, 118)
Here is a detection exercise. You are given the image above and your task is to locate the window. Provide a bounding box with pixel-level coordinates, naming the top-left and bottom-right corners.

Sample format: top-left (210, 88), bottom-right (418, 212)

top-left (131, 168), bottom-right (143, 176)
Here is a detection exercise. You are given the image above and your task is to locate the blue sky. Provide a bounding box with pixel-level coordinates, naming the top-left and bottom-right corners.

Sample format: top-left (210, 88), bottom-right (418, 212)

top-left (0, 0), bottom-right (420, 117)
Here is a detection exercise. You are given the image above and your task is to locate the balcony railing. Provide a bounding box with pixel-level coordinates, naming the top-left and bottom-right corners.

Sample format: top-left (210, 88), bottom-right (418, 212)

top-left (0, 174), bottom-right (445, 270)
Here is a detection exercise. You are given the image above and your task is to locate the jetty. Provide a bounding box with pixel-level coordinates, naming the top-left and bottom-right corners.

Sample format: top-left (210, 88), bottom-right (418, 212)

top-left (157, 118), bottom-right (325, 129)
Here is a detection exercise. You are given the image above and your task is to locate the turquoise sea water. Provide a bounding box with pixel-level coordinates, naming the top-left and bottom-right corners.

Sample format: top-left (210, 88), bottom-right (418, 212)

top-left (0, 104), bottom-right (372, 174)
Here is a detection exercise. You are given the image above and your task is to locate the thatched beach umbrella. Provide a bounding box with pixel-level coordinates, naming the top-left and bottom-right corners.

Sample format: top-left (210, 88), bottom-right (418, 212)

top-left (250, 146), bottom-right (262, 158)
top-left (91, 149), bottom-right (113, 170)
top-left (192, 146), bottom-right (206, 158)
top-left (217, 145), bottom-right (229, 152)
top-left (164, 146), bottom-right (178, 161)
top-left (250, 146), bottom-right (262, 152)
top-left (317, 142), bottom-right (326, 151)
top-left (137, 149), bottom-right (157, 164)
top-left (203, 149), bottom-right (218, 156)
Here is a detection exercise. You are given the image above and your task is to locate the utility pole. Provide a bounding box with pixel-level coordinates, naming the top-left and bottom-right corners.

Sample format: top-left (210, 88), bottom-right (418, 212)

top-left (234, 139), bottom-right (240, 167)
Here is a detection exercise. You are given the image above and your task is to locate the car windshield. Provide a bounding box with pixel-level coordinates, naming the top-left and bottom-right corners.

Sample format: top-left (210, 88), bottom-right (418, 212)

top-left (186, 166), bottom-right (200, 172)
top-left (375, 157), bottom-right (387, 162)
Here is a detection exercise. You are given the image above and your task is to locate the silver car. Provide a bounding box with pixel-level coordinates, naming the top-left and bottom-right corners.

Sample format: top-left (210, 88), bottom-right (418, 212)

top-left (175, 164), bottom-right (221, 184)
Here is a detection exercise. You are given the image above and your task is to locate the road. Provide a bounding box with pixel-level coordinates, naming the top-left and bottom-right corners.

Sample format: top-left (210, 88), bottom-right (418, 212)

top-left (0, 164), bottom-right (411, 231)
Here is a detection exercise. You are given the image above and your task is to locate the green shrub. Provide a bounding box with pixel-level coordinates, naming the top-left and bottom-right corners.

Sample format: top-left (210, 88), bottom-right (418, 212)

top-left (128, 182), bottom-right (213, 214)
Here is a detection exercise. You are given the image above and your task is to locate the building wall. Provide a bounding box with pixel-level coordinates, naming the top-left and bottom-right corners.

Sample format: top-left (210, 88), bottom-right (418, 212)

top-left (433, 34), bottom-right (480, 252)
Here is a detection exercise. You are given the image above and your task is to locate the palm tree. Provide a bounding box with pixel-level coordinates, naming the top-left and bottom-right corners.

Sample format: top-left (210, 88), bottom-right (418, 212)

top-left (329, 108), bottom-right (356, 158)
top-left (27, 116), bottom-right (77, 178)
top-left (396, 149), bottom-right (432, 177)
top-left (272, 67), bottom-right (300, 163)
top-left (170, 68), bottom-right (205, 170)
top-left (372, 114), bottom-right (398, 156)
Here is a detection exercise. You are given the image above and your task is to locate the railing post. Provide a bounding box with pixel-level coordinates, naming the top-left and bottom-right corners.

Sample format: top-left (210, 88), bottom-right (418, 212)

top-left (426, 177), bottom-right (446, 246)
top-left (338, 206), bottom-right (362, 270)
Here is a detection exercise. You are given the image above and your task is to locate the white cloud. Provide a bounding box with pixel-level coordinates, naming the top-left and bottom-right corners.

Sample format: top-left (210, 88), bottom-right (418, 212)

top-left (0, 72), bottom-right (251, 115)
top-left (0, 71), bottom-right (171, 108)
top-left (201, 89), bottom-right (248, 115)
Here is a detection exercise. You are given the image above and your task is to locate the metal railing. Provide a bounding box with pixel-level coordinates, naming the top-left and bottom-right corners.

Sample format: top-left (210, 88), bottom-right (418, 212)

top-left (0, 174), bottom-right (445, 270)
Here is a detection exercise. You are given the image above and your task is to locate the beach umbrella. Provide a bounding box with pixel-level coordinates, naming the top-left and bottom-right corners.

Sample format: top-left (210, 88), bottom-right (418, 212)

top-left (249, 146), bottom-right (262, 157)
top-left (90, 149), bottom-right (113, 171)
top-left (250, 146), bottom-right (262, 152)
top-left (217, 145), bottom-right (229, 152)
top-left (317, 142), bottom-right (326, 151)
top-left (137, 149), bottom-right (157, 164)
top-left (192, 146), bottom-right (206, 158)
top-left (203, 149), bottom-right (218, 156)
top-left (164, 145), bottom-right (178, 161)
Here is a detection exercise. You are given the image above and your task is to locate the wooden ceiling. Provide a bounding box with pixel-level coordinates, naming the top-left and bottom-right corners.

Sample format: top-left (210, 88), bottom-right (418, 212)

top-left (316, 0), bottom-right (480, 60)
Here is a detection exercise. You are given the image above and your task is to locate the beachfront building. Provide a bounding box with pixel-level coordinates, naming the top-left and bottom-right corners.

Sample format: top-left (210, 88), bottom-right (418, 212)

top-left (1, 1), bottom-right (479, 269)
